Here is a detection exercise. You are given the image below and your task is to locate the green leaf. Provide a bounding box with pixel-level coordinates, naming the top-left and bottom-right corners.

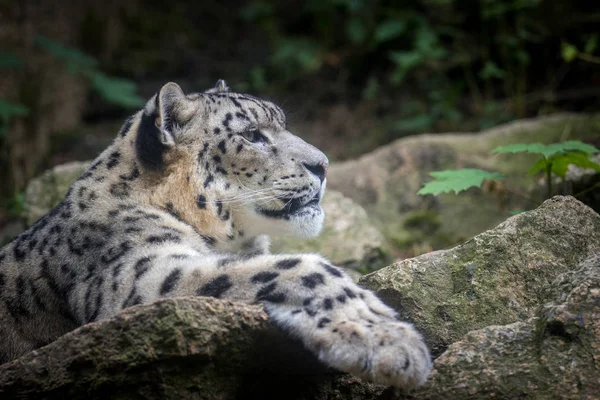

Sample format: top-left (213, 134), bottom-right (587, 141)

top-left (374, 20), bottom-right (406, 43)
top-left (529, 157), bottom-right (549, 174)
top-left (346, 17), bottom-right (367, 44)
top-left (418, 169), bottom-right (504, 195)
top-left (0, 98), bottom-right (30, 123)
top-left (584, 34), bottom-right (598, 54)
top-left (493, 141), bottom-right (599, 159)
top-left (35, 35), bottom-right (97, 73)
top-left (91, 73), bottom-right (144, 108)
top-left (479, 61), bottom-right (506, 80)
top-left (0, 52), bottom-right (24, 69)
top-left (389, 51), bottom-right (422, 67)
top-left (550, 152), bottom-right (600, 178)
top-left (272, 38), bottom-right (323, 72)
top-left (362, 76), bottom-right (379, 100)
top-left (493, 142), bottom-right (548, 156)
top-left (558, 140), bottom-right (600, 154)
top-left (561, 42), bottom-right (579, 62)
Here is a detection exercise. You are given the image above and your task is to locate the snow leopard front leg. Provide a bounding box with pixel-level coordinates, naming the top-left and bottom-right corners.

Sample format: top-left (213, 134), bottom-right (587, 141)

top-left (128, 252), bottom-right (432, 389)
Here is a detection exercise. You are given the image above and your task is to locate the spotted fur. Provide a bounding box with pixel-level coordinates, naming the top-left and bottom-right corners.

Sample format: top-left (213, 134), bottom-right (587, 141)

top-left (0, 82), bottom-right (431, 389)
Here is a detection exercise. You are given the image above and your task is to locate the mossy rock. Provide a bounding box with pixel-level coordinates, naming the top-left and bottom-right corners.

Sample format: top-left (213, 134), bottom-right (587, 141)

top-left (414, 254), bottom-right (600, 399)
top-left (23, 161), bottom-right (90, 226)
top-left (359, 196), bottom-right (600, 356)
top-left (329, 113), bottom-right (600, 253)
top-left (0, 298), bottom-right (385, 399)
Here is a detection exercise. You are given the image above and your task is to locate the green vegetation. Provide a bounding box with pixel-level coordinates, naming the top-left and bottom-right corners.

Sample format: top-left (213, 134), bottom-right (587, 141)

top-left (0, 37), bottom-right (142, 140)
top-left (0, 37), bottom-right (144, 214)
top-left (418, 169), bottom-right (505, 195)
top-left (419, 140), bottom-right (600, 203)
top-left (0, 53), bottom-right (30, 138)
top-left (241, 0), bottom-right (600, 132)
top-left (34, 36), bottom-right (144, 109)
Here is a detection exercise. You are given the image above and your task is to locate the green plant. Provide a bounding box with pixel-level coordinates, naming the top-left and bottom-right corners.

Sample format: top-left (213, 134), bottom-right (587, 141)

top-left (561, 34), bottom-right (600, 65)
top-left (0, 98), bottom-right (29, 138)
top-left (240, 0), bottom-right (598, 135)
top-left (0, 38), bottom-right (143, 138)
top-left (5, 192), bottom-right (25, 219)
top-left (492, 141), bottom-right (600, 198)
top-left (35, 36), bottom-right (144, 108)
top-left (418, 140), bottom-right (600, 202)
top-left (0, 37), bottom-right (144, 207)
top-left (0, 53), bottom-right (30, 138)
top-left (418, 169), bottom-right (504, 195)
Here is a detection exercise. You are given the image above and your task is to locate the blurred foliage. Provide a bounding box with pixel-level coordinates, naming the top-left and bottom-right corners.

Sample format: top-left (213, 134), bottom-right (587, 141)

top-left (419, 140), bottom-right (600, 203)
top-left (35, 36), bottom-right (144, 108)
top-left (5, 192), bottom-right (25, 219)
top-left (0, 36), bottom-right (143, 181)
top-left (0, 37), bottom-right (143, 135)
top-left (0, 53), bottom-right (30, 138)
top-left (240, 0), bottom-right (600, 132)
top-left (0, 35), bottom-right (144, 210)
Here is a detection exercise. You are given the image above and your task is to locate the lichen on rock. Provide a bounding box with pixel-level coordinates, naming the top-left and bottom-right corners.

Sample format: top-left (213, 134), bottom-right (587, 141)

top-left (414, 253), bottom-right (600, 399)
top-left (360, 196), bottom-right (600, 356)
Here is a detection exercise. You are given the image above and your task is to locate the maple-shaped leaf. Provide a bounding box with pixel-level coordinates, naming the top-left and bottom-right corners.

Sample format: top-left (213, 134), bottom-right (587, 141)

top-left (549, 152), bottom-right (600, 178)
top-left (493, 141), bottom-right (599, 159)
top-left (418, 169), bottom-right (504, 195)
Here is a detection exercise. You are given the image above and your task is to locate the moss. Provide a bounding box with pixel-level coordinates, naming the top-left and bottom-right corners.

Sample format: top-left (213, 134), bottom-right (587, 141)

top-left (403, 210), bottom-right (441, 234)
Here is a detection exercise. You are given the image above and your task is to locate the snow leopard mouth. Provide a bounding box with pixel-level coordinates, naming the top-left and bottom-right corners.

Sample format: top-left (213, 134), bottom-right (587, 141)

top-left (256, 192), bottom-right (321, 219)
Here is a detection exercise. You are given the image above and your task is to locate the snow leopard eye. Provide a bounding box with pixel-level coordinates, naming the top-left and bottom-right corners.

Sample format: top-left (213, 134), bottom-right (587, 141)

top-left (240, 129), bottom-right (268, 144)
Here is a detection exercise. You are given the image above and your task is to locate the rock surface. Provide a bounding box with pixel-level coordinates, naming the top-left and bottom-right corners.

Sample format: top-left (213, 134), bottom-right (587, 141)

top-left (416, 253), bottom-right (600, 399)
top-left (0, 297), bottom-right (385, 400)
top-left (23, 162), bottom-right (390, 271)
top-left (24, 161), bottom-right (90, 226)
top-left (360, 196), bottom-right (600, 355)
top-left (328, 113), bottom-right (600, 254)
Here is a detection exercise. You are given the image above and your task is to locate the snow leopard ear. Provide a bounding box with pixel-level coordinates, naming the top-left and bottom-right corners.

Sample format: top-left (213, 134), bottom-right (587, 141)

top-left (137, 82), bottom-right (191, 172)
top-left (155, 82), bottom-right (188, 146)
top-left (205, 79), bottom-right (230, 93)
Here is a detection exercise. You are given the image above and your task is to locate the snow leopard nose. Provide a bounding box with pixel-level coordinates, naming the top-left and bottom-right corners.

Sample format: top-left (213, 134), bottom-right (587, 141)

top-left (303, 160), bottom-right (328, 183)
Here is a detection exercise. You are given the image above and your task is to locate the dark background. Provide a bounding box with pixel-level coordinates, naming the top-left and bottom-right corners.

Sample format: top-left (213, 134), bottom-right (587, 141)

top-left (1, 0), bottom-right (599, 231)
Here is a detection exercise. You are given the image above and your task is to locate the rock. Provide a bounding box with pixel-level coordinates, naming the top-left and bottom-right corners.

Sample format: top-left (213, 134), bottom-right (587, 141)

top-left (23, 161), bottom-right (89, 226)
top-left (0, 297), bottom-right (386, 399)
top-left (328, 113), bottom-right (600, 254)
top-left (413, 253), bottom-right (600, 399)
top-left (359, 196), bottom-right (600, 355)
top-left (23, 162), bottom-right (391, 271)
top-left (271, 190), bottom-right (392, 272)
